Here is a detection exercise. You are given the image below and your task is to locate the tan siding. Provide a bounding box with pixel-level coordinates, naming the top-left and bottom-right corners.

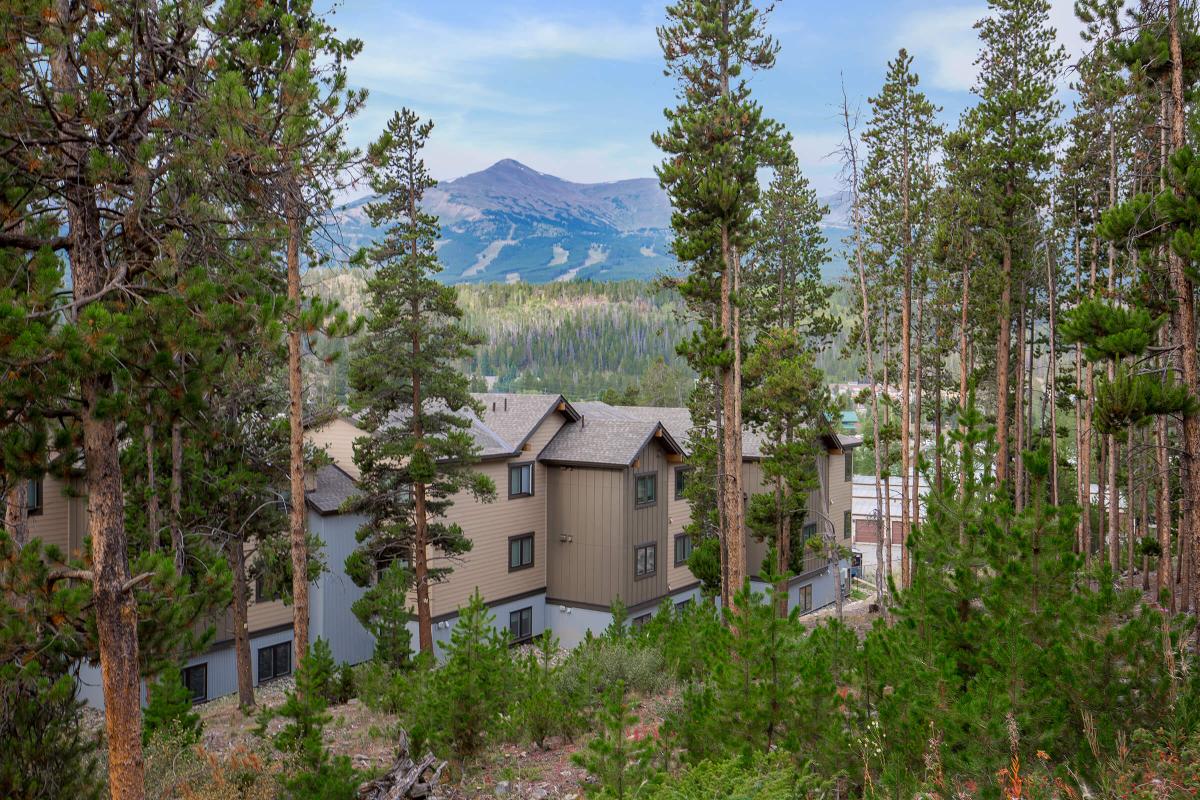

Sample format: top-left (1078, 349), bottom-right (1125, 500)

top-left (246, 598), bottom-right (293, 632)
top-left (546, 464), bottom-right (625, 607)
top-left (26, 474), bottom-right (76, 554)
top-left (742, 460), bottom-right (771, 578)
top-left (828, 452), bottom-right (854, 541)
top-left (307, 417), bottom-right (364, 479)
top-left (425, 414), bottom-right (565, 617)
top-left (666, 465), bottom-right (695, 590)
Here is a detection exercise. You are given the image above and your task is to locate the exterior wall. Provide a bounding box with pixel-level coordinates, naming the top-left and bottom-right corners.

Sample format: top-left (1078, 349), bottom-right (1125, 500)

top-left (546, 464), bottom-right (624, 606)
top-left (25, 474), bottom-right (87, 557)
top-left (307, 417), bottom-right (363, 479)
top-left (310, 510), bottom-right (375, 666)
top-left (426, 414), bottom-right (564, 617)
top-left (829, 451), bottom-right (854, 542)
top-left (421, 590), bottom-right (547, 657)
top-left (547, 584), bottom-right (702, 650)
top-left (621, 439), bottom-right (670, 607)
top-left (666, 465), bottom-right (695, 592)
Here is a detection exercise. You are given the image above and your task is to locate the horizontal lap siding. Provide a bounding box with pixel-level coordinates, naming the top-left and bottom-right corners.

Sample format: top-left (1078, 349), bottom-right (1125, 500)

top-left (426, 415), bottom-right (563, 617)
top-left (624, 441), bottom-right (668, 607)
top-left (829, 452), bottom-right (853, 541)
top-left (666, 465), bottom-right (694, 591)
top-left (307, 418), bottom-right (362, 479)
top-left (743, 461), bottom-right (770, 578)
top-left (26, 474), bottom-right (82, 556)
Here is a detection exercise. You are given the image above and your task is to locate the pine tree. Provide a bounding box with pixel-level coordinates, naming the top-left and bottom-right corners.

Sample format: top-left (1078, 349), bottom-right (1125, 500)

top-left (654, 0), bottom-right (792, 608)
top-left (969, 0), bottom-right (1066, 488)
top-left (347, 109), bottom-right (496, 655)
top-left (571, 681), bottom-right (663, 800)
top-left (861, 49), bottom-right (943, 588)
top-left (350, 561), bottom-right (414, 669)
top-left (141, 665), bottom-right (201, 746)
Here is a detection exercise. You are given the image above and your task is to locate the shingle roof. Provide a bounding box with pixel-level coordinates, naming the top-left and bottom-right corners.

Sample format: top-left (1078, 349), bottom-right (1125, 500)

top-left (306, 464), bottom-right (359, 515)
top-left (470, 393), bottom-right (577, 456)
top-left (538, 417), bottom-right (683, 467)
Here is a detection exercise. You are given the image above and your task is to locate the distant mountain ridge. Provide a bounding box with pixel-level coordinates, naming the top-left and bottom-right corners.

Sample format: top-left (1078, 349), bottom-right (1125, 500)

top-left (328, 159), bottom-right (848, 284)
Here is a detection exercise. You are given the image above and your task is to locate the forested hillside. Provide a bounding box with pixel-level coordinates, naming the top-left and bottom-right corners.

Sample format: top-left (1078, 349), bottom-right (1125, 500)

top-left (306, 274), bottom-right (864, 406)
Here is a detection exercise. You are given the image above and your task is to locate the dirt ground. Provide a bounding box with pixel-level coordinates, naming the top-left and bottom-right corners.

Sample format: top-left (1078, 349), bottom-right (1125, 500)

top-left (184, 676), bottom-right (676, 799)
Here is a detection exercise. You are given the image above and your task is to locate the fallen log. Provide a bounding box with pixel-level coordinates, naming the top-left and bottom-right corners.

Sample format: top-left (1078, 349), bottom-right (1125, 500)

top-left (358, 730), bottom-right (447, 800)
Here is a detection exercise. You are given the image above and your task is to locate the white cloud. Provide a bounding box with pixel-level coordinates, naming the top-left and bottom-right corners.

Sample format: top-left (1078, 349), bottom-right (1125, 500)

top-left (891, 0), bottom-right (1088, 94)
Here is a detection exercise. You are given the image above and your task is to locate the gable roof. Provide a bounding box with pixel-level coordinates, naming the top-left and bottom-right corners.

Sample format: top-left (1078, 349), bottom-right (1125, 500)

top-left (470, 393), bottom-right (579, 457)
top-left (306, 463), bottom-right (360, 515)
top-left (538, 417), bottom-right (684, 468)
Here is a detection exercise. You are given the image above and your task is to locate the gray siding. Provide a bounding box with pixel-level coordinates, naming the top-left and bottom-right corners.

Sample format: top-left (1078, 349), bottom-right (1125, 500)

top-left (309, 510), bottom-right (375, 666)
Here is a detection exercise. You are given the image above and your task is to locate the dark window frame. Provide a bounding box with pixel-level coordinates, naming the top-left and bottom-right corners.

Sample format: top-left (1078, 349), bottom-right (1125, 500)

top-left (844, 450), bottom-right (853, 482)
top-left (508, 532), bottom-right (535, 572)
top-left (634, 472), bottom-right (657, 508)
top-left (508, 462), bottom-right (535, 499)
top-left (509, 606), bottom-right (533, 642)
top-left (798, 584), bottom-right (813, 613)
top-left (632, 612), bottom-right (652, 628)
top-left (673, 466), bottom-right (690, 500)
top-left (843, 509), bottom-right (852, 540)
top-left (182, 662), bottom-right (207, 703)
top-left (673, 533), bottom-right (693, 566)
top-left (255, 573), bottom-right (282, 603)
top-left (674, 598), bottom-right (693, 614)
top-left (26, 478), bottom-right (43, 516)
top-left (258, 641), bottom-right (292, 683)
top-left (634, 542), bottom-right (657, 579)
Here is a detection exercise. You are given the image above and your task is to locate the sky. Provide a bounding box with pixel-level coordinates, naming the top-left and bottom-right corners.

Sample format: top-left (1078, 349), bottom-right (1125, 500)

top-left (332, 0), bottom-right (1089, 197)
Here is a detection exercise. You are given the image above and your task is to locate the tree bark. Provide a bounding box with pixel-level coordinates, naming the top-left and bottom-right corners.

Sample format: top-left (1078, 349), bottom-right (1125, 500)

top-left (997, 239), bottom-right (1013, 486)
top-left (719, 229), bottom-right (746, 601)
top-left (1046, 242), bottom-right (1059, 505)
top-left (909, 291), bottom-right (924, 589)
top-left (4, 482), bottom-right (29, 549)
top-left (1014, 299), bottom-right (1026, 511)
top-left (286, 193), bottom-right (310, 667)
top-left (230, 537), bottom-right (255, 710)
top-left (170, 418), bottom-right (185, 576)
top-left (144, 421), bottom-right (159, 553)
top-left (1167, 0), bottom-right (1200, 631)
top-left (52, 7), bottom-right (145, 793)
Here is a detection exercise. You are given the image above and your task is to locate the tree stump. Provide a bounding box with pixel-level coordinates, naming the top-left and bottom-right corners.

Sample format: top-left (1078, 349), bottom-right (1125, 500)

top-left (358, 730), bottom-right (447, 800)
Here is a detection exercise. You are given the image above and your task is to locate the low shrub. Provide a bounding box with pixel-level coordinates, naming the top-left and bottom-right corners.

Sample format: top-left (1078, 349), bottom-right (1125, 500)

top-left (143, 664), bottom-right (202, 745)
top-left (559, 637), bottom-right (670, 701)
top-left (143, 727), bottom-right (280, 800)
top-left (647, 752), bottom-right (826, 800)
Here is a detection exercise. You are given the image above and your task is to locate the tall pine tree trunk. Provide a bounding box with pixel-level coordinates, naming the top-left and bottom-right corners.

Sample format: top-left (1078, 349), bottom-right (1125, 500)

top-left (52, 14), bottom-right (144, 794)
top-left (1014, 299), bottom-right (1026, 511)
top-left (286, 191), bottom-right (310, 666)
top-left (997, 237), bottom-right (1013, 485)
top-left (1046, 242), bottom-right (1059, 505)
top-left (230, 537), bottom-right (255, 710)
top-left (1107, 118), bottom-right (1121, 578)
top-left (170, 417), bottom-right (184, 576)
top-left (4, 482), bottom-right (28, 549)
top-left (909, 291), bottom-right (924, 588)
top-left (144, 421), bottom-right (158, 552)
top-left (720, 230), bottom-right (746, 600)
top-left (1168, 0), bottom-right (1200, 629)
top-left (899, 135), bottom-right (913, 591)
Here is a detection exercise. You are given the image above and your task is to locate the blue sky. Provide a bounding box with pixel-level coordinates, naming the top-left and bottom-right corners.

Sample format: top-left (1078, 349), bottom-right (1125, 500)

top-left (332, 0), bottom-right (1085, 196)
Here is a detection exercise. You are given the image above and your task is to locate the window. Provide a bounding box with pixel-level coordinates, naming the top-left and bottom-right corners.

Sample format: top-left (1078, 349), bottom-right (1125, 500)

top-left (254, 574), bottom-right (282, 603)
top-left (801, 522), bottom-right (818, 545)
top-left (258, 641), bottom-right (292, 682)
top-left (843, 509), bottom-right (852, 540)
top-left (634, 543), bottom-right (657, 578)
top-left (674, 467), bottom-right (690, 500)
top-left (845, 450), bottom-right (854, 482)
top-left (632, 613), bottom-right (652, 628)
top-left (508, 533), bottom-right (534, 571)
top-left (508, 462), bottom-right (534, 498)
top-left (509, 607), bottom-right (533, 642)
top-left (182, 663), bottom-right (207, 703)
top-left (635, 473), bottom-right (657, 507)
top-left (675, 598), bottom-right (693, 614)
top-left (798, 584), bottom-right (813, 613)
top-left (674, 533), bottom-right (693, 566)
top-left (26, 478), bottom-right (42, 516)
